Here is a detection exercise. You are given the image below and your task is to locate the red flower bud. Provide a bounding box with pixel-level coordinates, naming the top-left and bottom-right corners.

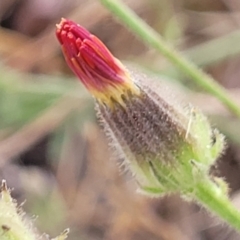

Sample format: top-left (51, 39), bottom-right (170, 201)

top-left (56, 19), bottom-right (225, 195)
top-left (56, 18), bottom-right (140, 107)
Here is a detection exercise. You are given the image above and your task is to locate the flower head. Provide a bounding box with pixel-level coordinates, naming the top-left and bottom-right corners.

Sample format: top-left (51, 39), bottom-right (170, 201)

top-left (56, 18), bottom-right (140, 107)
top-left (56, 19), bottom-right (225, 196)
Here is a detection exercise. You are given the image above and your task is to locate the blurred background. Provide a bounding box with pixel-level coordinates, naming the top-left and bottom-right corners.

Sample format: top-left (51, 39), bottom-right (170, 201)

top-left (1, 0), bottom-right (240, 239)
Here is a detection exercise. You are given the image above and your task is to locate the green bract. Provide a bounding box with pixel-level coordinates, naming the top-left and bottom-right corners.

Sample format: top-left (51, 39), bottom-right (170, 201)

top-left (0, 181), bottom-right (69, 240)
top-left (96, 76), bottom-right (225, 197)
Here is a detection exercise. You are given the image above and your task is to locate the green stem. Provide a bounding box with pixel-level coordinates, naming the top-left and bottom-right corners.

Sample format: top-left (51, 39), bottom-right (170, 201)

top-left (100, 0), bottom-right (240, 118)
top-left (194, 180), bottom-right (240, 231)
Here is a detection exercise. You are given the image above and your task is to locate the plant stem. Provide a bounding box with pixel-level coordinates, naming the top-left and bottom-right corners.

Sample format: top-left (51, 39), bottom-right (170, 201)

top-left (100, 0), bottom-right (240, 118)
top-left (194, 180), bottom-right (240, 231)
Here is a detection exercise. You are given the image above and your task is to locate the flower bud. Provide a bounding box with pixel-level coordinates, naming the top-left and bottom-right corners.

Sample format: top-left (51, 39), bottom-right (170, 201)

top-left (56, 19), bottom-right (225, 196)
top-left (56, 18), bottom-right (140, 108)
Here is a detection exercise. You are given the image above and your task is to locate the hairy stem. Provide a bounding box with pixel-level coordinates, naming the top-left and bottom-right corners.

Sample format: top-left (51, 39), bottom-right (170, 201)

top-left (194, 179), bottom-right (240, 231)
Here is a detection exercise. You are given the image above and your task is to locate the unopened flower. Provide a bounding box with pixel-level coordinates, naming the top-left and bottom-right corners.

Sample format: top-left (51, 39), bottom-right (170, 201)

top-left (56, 19), bottom-right (225, 196)
top-left (56, 18), bottom-right (140, 108)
